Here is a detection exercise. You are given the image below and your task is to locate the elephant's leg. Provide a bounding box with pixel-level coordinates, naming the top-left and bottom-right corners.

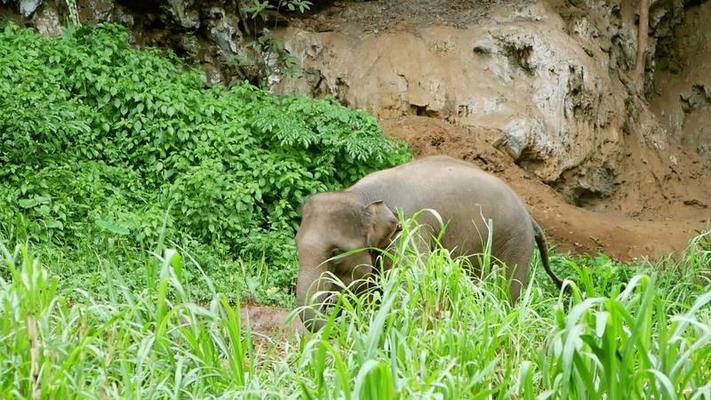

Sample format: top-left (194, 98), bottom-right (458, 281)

top-left (496, 232), bottom-right (535, 303)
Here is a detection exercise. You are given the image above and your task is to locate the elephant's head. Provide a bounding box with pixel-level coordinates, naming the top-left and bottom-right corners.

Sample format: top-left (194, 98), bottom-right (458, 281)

top-left (294, 192), bottom-right (400, 331)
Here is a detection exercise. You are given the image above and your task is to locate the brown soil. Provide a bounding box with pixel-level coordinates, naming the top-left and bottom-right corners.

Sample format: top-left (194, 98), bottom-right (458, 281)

top-left (239, 303), bottom-right (306, 342)
top-left (382, 116), bottom-right (711, 261)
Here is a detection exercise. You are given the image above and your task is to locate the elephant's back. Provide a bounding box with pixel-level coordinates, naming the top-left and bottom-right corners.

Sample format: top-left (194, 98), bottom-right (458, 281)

top-left (348, 156), bottom-right (533, 256)
top-left (350, 156), bottom-right (522, 210)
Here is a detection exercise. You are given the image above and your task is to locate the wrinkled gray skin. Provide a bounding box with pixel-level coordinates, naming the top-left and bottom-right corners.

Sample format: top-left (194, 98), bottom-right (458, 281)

top-left (295, 155), bottom-right (563, 331)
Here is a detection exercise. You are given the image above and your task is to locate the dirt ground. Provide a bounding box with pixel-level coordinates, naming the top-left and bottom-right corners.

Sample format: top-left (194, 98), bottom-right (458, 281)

top-left (239, 303), bottom-right (306, 340)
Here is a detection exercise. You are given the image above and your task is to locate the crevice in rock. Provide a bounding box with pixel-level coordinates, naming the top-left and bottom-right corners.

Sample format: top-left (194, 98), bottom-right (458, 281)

top-left (409, 104), bottom-right (440, 118)
top-left (515, 147), bottom-right (546, 175)
top-left (500, 41), bottom-right (534, 75)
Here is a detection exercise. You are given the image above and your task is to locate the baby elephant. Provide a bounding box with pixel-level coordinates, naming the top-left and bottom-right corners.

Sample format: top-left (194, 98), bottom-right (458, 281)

top-left (295, 155), bottom-right (563, 331)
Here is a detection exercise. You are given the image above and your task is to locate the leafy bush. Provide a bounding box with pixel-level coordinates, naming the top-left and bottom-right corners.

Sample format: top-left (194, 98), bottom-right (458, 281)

top-left (0, 23), bottom-right (410, 298)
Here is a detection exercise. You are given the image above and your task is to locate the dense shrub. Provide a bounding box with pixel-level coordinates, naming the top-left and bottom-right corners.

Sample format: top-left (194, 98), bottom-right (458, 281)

top-left (0, 23), bottom-right (410, 298)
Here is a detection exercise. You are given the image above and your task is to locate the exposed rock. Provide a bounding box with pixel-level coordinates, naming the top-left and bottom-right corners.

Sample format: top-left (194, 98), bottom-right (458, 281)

top-left (110, 4), bottom-right (134, 27)
top-left (19, 0), bottom-right (41, 17)
top-left (651, 0), bottom-right (711, 165)
top-left (272, 4), bottom-right (633, 199)
top-left (263, 50), bottom-right (282, 88)
top-left (680, 83), bottom-right (711, 112)
top-left (205, 6), bottom-right (243, 56)
top-left (31, 4), bottom-right (61, 36)
top-left (499, 118), bottom-right (547, 160)
top-left (165, 0), bottom-right (199, 30)
top-left (80, 0), bottom-right (114, 23)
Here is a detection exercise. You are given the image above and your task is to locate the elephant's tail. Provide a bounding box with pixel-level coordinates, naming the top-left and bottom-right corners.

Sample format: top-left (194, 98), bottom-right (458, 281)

top-left (532, 218), bottom-right (564, 289)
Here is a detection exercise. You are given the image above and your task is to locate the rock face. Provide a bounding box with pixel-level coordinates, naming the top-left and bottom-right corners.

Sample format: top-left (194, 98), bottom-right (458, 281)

top-left (19, 0), bottom-right (42, 17)
top-left (651, 1), bottom-right (711, 166)
top-left (271, 3), bottom-right (625, 199)
top-left (270, 0), bottom-right (700, 202)
top-left (2, 0), bottom-right (282, 86)
top-left (31, 5), bottom-right (61, 36)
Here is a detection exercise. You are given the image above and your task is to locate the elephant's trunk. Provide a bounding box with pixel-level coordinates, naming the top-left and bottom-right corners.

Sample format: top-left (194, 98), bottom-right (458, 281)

top-left (295, 253), bottom-right (333, 332)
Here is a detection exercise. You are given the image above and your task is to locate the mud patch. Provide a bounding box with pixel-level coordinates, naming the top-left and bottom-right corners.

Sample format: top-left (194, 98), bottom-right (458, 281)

top-left (234, 304), bottom-right (306, 364)
top-left (240, 303), bottom-right (305, 337)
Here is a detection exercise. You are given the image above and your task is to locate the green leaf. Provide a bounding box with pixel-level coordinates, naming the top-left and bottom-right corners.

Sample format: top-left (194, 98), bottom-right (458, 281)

top-left (18, 198), bottom-right (39, 208)
top-left (45, 220), bottom-right (64, 230)
top-left (95, 218), bottom-right (130, 235)
top-left (18, 196), bottom-right (51, 209)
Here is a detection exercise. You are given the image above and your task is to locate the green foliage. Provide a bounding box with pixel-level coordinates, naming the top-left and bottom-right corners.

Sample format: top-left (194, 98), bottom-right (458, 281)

top-left (0, 227), bottom-right (709, 398)
top-left (0, 23), bottom-right (410, 299)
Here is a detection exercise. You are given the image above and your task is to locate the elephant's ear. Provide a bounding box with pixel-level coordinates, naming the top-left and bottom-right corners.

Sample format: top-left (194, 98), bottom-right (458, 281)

top-left (364, 200), bottom-right (400, 248)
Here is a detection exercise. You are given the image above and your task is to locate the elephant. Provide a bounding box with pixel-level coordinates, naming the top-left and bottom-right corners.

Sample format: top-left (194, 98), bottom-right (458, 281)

top-left (294, 155), bottom-right (563, 331)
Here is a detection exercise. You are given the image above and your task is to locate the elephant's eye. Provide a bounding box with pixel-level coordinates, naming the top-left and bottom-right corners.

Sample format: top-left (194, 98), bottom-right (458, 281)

top-left (330, 247), bottom-right (342, 257)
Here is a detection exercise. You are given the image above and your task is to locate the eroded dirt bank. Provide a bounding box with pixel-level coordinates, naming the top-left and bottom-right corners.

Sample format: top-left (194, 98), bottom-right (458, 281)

top-left (650, 0), bottom-right (711, 166)
top-left (383, 116), bottom-right (708, 260)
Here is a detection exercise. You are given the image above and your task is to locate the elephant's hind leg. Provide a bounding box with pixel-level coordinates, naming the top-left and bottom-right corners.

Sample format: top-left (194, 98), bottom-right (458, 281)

top-left (496, 231), bottom-right (535, 303)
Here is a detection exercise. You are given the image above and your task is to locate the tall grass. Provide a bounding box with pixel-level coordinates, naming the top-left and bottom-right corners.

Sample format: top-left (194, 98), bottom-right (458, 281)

top-left (1, 226), bottom-right (710, 398)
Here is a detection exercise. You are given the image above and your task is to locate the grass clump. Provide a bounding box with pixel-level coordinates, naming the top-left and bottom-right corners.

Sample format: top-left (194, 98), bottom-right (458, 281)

top-left (0, 23), bottom-right (410, 301)
top-left (1, 226), bottom-right (709, 398)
